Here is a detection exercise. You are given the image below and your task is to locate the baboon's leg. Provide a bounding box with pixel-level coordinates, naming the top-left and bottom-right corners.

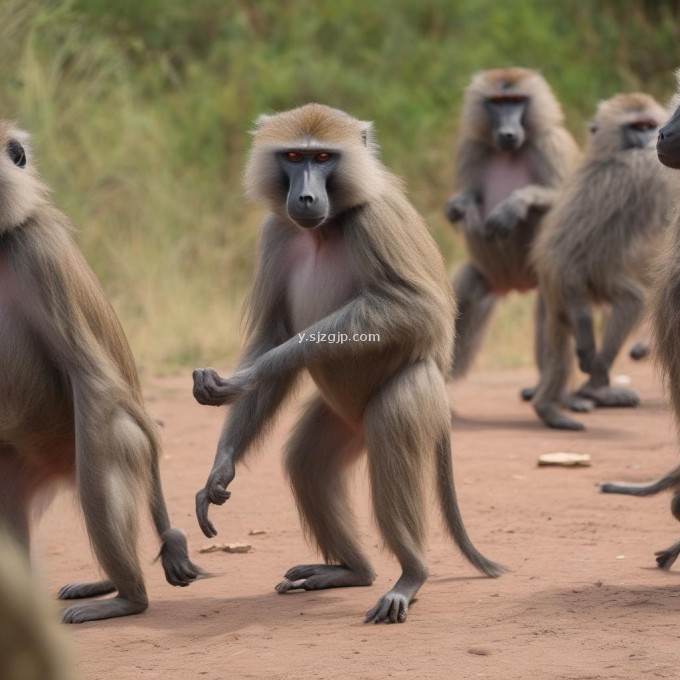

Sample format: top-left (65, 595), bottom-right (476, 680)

top-left (532, 309), bottom-right (585, 430)
top-left (521, 294), bottom-right (594, 411)
top-left (363, 361), bottom-right (435, 623)
top-left (61, 406), bottom-right (148, 623)
top-left (566, 299), bottom-right (597, 375)
top-left (520, 293), bottom-right (546, 401)
top-left (577, 284), bottom-right (644, 407)
top-left (148, 455), bottom-right (201, 587)
top-left (0, 447), bottom-right (30, 551)
top-left (450, 262), bottom-right (496, 378)
top-left (275, 397), bottom-right (375, 594)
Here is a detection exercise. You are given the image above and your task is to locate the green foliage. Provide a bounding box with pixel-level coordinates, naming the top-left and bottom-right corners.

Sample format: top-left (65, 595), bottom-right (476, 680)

top-left (0, 0), bottom-right (678, 369)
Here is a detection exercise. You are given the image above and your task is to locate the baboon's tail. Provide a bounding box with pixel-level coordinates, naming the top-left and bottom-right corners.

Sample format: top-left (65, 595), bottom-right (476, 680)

top-left (601, 465), bottom-right (680, 497)
top-left (436, 435), bottom-right (505, 577)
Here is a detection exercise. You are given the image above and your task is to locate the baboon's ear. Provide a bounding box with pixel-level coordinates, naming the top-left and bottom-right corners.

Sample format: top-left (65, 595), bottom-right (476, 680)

top-left (359, 121), bottom-right (375, 148)
top-left (251, 114), bottom-right (272, 134)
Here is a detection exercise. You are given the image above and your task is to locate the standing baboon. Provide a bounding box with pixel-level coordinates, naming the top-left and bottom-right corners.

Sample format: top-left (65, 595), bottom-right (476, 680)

top-left (0, 529), bottom-right (72, 679)
top-left (0, 122), bottom-right (201, 623)
top-left (193, 104), bottom-right (503, 625)
top-left (531, 93), bottom-right (672, 430)
top-left (601, 85), bottom-right (680, 569)
top-left (445, 68), bottom-right (580, 386)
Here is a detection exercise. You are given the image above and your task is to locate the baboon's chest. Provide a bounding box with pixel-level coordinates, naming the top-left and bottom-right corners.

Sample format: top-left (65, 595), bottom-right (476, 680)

top-left (286, 227), bottom-right (358, 333)
top-left (482, 152), bottom-right (534, 218)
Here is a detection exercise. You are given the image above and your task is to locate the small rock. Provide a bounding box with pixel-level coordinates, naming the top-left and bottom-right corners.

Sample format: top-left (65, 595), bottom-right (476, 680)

top-left (594, 580), bottom-right (603, 587)
top-left (199, 543), bottom-right (253, 554)
top-left (538, 452), bottom-right (591, 467)
top-left (467, 647), bottom-right (491, 656)
top-left (616, 554), bottom-right (626, 560)
top-left (248, 529), bottom-right (267, 536)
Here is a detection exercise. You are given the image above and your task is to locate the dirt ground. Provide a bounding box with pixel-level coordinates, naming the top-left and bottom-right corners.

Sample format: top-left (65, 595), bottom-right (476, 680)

top-left (34, 355), bottom-right (680, 680)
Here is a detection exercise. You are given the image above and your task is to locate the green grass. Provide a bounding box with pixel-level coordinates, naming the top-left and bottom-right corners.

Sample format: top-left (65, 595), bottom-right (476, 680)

top-left (1, 0), bottom-right (678, 372)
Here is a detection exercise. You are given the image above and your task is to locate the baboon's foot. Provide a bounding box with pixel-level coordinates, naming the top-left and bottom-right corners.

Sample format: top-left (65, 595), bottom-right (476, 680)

top-left (566, 394), bottom-right (596, 413)
top-left (365, 572), bottom-right (425, 624)
top-left (534, 402), bottom-right (585, 431)
top-left (159, 528), bottom-right (203, 587)
top-left (629, 341), bottom-right (649, 361)
top-left (576, 385), bottom-right (640, 408)
top-left (655, 541), bottom-right (680, 570)
top-left (58, 580), bottom-right (116, 600)
top-left (520, 385), bottom-right (536, 401)
top-left (62, 594), bottom-right (148, 623)
top-left (276, 564), bottom-right (375, 593)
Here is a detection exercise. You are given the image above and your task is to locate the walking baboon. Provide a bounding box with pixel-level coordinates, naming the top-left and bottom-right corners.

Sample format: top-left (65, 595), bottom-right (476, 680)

top-left (601, 85), bottom-right (680, 569)
top-left (193, 104), bottom-right (503, 624)
top-left (445, 68), bottom-right (580, 385)
top-left (0, 529), bottom-right (72, 679)
top-left (0, 122), bottom-right (201, 623)
top-left (531, 93), bottom-right (672, 430)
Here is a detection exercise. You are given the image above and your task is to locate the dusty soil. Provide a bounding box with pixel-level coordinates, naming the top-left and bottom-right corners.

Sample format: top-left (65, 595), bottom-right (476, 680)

top-left (34, 356), bottom-right (680, 680)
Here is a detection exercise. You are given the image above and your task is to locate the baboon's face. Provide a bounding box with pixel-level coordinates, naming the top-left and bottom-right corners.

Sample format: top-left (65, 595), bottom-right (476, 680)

top-left (657, 105), bottom-right (680, 169)
top-left (485, 94), bottom-right (528, 152)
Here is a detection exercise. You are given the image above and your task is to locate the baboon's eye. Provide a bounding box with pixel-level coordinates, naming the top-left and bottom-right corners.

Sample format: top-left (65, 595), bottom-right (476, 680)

top-left (7, 140), bottom-right (26, 168)
top-left (315, 152), bottom-right (331, 162)
top-left (589, 123), bottom-right (599, 134)
top-left (285, 151), bottom-right (303, 162)
top-left (490, 95), bottom-right (527, 105)
top-left (629, 120), bottom-right (657, 132)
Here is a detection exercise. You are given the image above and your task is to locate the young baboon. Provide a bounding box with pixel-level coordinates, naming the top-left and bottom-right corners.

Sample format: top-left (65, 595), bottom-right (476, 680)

top-left (531, 93), bottom-right (673, 430)
top-left (0, 122), bottom-right (201, 623)
top-left (0, 529), bottom-right (72, 679)
top-left (444, 68), bottom-right (580, 387)
top-left (193, 104), bottom-right (503, 624)
top-left (601, 85), bottom-right (680, 569)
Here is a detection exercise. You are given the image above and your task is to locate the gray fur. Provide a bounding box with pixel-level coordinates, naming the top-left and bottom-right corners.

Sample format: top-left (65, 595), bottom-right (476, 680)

top-left (193, 103), bottom-right (503, 625)
top-left (0, 122), bottom-right (201, 624)
top-left (531, 93), bottom-right (673, 430)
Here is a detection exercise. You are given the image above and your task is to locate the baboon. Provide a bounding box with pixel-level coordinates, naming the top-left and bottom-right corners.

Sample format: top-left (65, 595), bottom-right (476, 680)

top-left (0, 529), bottom-right (72, 679)
top-left (601, 84), bottom-right (680, 569)
top-left (0, 122), bottom-right (201, 623)
top-left (193, 103), bottom-right (503, 624)
top-left (531, 93), bottom-right (673, 430)
top-left (444, 68), bottom-right (580, 388)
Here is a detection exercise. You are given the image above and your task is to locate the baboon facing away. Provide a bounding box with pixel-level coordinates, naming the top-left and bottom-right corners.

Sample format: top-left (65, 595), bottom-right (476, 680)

top-left (193, 103), bottom-right (503, 624)
top-left (531, 93), bottom-right (672, 430)
top-left (601, 83), bottom-right (680, 569)
top-left (0, 122), bottom-right (201, 622)
top-left (445, 68), bottom-right (580, 384)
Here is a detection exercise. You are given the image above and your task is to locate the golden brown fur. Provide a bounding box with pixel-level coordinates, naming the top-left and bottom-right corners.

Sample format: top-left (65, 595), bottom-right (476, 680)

top-left (0, 122), bottom-right (200, 623)
top-left (193, 103), bottom-right (502, 624)
top-left (446, 68), bottom-right (580, 379)
top-left (0, 529), bottom-right (72, 680)
top-left (531, 93), bottom-right (673, 430)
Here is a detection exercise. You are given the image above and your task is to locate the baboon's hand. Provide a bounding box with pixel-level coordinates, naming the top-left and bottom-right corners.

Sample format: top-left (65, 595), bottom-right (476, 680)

top-left (192, 367), bottom-right (252, 406)
top-left (196, 464), bottom-right (235, 538)
top-left (444, 194), bottom-right (468, 223)
top-left (484, 200), bottom-right (523, 240)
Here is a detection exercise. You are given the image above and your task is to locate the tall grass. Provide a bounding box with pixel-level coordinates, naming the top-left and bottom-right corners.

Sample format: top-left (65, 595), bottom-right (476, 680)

top-left (0, 0), bottom-right (678, 371)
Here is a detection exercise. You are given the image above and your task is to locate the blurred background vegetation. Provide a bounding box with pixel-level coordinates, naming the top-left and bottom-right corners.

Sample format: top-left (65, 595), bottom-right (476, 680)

top-left (1, 0), bottom-right (679, 373)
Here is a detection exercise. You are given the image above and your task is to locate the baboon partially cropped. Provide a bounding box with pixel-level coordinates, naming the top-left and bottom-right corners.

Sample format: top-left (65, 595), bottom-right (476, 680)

top-left (193, 103), bottom-right (503, 624)
top-left (0, 530), bottom-right (72, 679)
top-left (445, 68), bottom-right (580, 385)
top-left (601, 82), bottom-right (680, 569)
top-left (531, 93), bottom-right (673, 430)
top-left (0, 122), bottom-right (201, 622)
